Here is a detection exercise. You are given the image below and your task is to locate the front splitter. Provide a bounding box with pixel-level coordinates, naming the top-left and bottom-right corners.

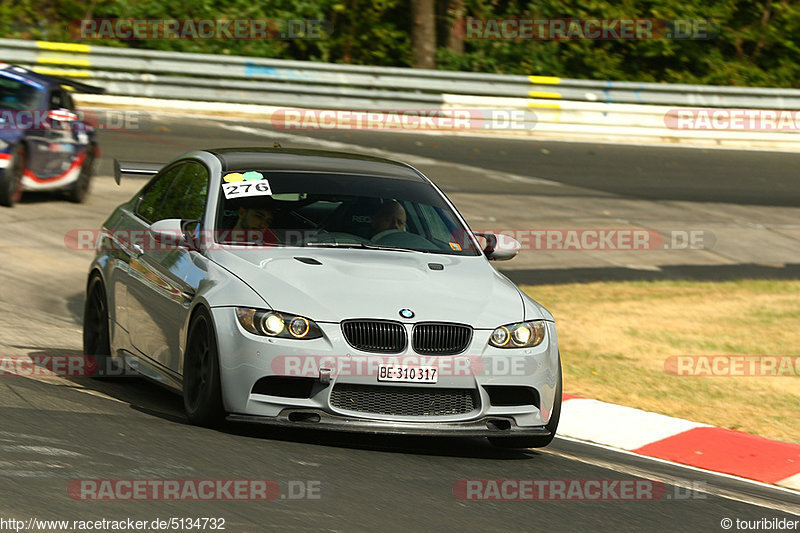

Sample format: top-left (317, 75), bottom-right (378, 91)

top-left (227, 409), bottom-right (550, 438)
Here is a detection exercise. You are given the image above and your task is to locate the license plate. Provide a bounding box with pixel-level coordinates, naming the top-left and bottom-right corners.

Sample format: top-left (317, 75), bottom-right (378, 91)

top-left (377, 364), bottom-right (438, 383)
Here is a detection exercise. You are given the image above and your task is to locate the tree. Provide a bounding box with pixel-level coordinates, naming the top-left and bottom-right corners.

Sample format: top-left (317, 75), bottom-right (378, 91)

top-left (411, 0), bottom-right (436, 68)
top-left (445, 0), bottom-right (464, 54)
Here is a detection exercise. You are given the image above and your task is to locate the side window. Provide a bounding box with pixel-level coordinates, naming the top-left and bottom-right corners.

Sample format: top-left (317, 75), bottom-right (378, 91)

top-left (136, 165), bottom-right (184, 224)
top-left (165, 162), bottom-right (209, 221)
top-left (63, 91), bottom-right (75, 111)
top-left (48, 89), bottom-right (64, 109)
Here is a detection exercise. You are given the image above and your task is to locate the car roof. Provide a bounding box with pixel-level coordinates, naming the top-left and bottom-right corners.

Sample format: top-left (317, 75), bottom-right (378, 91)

top-left (0, 64), bottom-right (48, 89)
top-left (207, 147), bottom-right (428, 182)
top-left (0, 64), bottom-right (105, 93)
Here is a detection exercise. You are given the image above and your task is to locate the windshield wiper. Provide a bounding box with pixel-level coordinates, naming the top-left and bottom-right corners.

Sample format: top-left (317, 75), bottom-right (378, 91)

top-left (216, 241), bottom-right (288, 247)
top-left (305, 242), bottom-right (415, 253)
top-left (304, 242), bottom-right (365, 248)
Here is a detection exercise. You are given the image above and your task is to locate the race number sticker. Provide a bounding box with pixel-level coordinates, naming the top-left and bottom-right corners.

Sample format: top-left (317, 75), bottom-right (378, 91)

top-left (222, 171), bottom-right (272, 199)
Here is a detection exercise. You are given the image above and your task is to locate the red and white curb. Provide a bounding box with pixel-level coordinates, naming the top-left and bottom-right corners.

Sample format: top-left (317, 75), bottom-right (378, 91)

top-left (558, 394), bottom-right (800, 491)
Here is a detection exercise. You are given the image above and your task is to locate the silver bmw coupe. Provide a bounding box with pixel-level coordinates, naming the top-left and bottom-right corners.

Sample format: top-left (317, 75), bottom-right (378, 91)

top-left (83, 147), bottom-right (561, 448)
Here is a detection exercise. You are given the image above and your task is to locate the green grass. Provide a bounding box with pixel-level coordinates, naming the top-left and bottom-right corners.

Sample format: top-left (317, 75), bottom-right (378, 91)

top-left (521, 279), bottom-right (800, 444)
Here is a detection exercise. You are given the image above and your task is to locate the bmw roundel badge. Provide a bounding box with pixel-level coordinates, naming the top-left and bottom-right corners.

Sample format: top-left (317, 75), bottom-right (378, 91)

top-left (399, 309), bottom-right (415, 319)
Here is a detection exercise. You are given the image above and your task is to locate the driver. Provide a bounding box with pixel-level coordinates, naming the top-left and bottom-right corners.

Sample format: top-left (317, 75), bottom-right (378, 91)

top-left (226, 198), bottom-right (278, 244)
top-left (371, 200), bottom-right (406, 238)
top-left (234, 205), bottom-right (274, 232)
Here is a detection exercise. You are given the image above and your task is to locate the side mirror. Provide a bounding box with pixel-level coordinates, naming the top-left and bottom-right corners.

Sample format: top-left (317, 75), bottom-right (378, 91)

top-left (476, 232), bottom-right (521, 261)
top-left (150, 218), bottom-right (192, 250)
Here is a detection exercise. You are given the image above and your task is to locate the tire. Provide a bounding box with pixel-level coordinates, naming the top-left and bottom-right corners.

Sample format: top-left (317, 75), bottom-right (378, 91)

top-left (0, 145), bottom-right (26, 207)
top-left (83, 275), bottom-right (117, 378)
top-left (67, 147), bottom-right (95, 203)
top-left (183, 308), bottom-right (225, 427)
top-left (489, 357), bottom-right (562, 449)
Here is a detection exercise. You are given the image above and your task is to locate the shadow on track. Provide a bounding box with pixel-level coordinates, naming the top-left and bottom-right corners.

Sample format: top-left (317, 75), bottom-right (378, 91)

top-left (17, 346), bottom-right (540, 460)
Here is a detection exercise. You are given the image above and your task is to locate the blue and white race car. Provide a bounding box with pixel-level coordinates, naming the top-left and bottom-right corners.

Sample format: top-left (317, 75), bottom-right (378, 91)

top-left (0, 63), bottom-right (102, 206)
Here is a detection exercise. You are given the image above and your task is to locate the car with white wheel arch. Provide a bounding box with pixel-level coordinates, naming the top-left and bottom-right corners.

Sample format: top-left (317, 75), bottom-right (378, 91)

top-left (0, 64), bottom-right (101, 206)
top-left (83, 147), bottom-right (561, 448)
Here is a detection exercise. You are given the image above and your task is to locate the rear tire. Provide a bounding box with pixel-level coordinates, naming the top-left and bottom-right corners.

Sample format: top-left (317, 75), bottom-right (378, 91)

top-left (489, 357), bottom-right (562, 449)
top-left (0, 145), bottom-right (26, 207)
top-left (183, 308), bottom-right (225, 427)
top-left (67, 147), bottom-right (95, 203)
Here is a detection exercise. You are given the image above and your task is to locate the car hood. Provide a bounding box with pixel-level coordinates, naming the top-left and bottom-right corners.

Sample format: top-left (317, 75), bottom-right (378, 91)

top-left (207, 247), bottom-right (536, 328)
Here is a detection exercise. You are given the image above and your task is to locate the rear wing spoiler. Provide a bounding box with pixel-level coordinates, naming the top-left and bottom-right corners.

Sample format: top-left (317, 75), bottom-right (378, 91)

top-left (113, 159), bottom-right (163, 185)
top-left (56, 77), bottom-right (106, 94)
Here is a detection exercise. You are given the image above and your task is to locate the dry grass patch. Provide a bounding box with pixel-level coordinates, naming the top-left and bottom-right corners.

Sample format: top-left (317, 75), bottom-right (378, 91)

top-left (521, 280), bottom-right (800, 443)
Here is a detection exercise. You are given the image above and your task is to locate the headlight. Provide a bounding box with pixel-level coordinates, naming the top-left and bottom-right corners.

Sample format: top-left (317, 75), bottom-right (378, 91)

top-left (489, 320), bottom-right (545, 348)
top-left (236, 308), bottom-right (323, 339)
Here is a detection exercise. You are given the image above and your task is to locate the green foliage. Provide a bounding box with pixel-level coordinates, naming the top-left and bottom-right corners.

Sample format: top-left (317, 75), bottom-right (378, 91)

top-left (1, 0), bottom-right (797, 87)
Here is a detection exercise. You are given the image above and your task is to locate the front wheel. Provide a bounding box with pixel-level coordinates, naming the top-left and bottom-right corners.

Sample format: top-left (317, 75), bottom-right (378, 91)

top-left (83, 275), bottom-right (118, 378)
top-left (183, 308), bottom-right (225, 427)
top-left (0, 145), bottom-right (26, 207)
top-left (489, 357), bottom-right (562, 449)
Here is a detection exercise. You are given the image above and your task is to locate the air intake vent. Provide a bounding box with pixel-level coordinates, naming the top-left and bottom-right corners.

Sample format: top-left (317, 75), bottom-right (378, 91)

top-left (294, 257), bottom-right (322, 265)
top-left (341, 320), bottom-right (407, 353)
top-left (251, 376), bottom-right (316, 398)
top-left (412, 323), bottom-right (472, 355)
top-left (330, 384), bottom-right (478, 416)
top-left (484, 386), bottom-right (540, 408)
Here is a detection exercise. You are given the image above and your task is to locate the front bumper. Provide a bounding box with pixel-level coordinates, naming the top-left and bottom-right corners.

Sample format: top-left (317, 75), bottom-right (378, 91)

top-left (211, 306), bottom-right (560, 434)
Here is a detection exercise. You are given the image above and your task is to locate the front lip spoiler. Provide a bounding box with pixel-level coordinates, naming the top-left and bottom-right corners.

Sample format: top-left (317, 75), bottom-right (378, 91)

top-left (227, 409), bottom-right (550, 438)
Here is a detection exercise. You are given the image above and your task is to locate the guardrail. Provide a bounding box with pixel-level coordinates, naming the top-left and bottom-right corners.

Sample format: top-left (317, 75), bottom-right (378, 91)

top-left (3, 38), bottom-right (800, 110)
top-left (2, 38), bottom-right (799, 149)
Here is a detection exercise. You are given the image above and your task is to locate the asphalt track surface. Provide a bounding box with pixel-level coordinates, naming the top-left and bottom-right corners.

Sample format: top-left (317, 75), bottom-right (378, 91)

top-left (94, 115), bottom-right (800, 206)
top-left (0, 114), bottom-right (798, 532)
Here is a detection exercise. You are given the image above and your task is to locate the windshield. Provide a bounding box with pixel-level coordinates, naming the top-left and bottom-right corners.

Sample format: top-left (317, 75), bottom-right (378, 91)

top-left (214, 171), bottom-right (481, 255)
top-left (0, 75), bottom-right (42, 110)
